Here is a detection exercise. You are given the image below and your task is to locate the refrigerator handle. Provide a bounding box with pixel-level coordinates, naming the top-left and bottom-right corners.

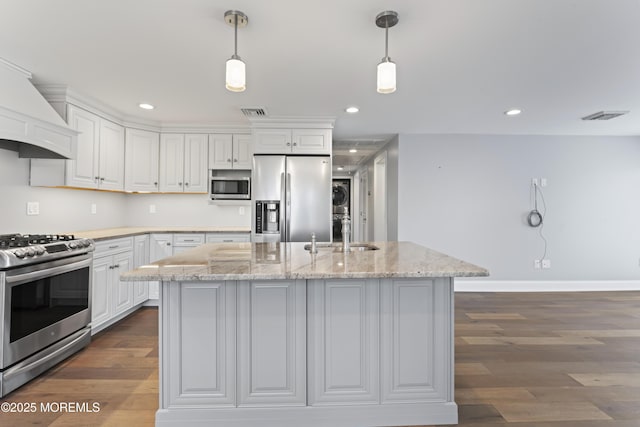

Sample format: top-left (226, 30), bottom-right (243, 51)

top-left (285, 172), bottom-right (292, 242)
top-left (280, 172), bottom-right (287, 241)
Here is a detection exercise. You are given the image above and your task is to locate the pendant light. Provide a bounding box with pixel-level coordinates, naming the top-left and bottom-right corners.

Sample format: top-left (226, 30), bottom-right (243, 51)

top-left (224, 10), bottom-right (248, 92)
top-left (375, 11), bottom-right (398, 94)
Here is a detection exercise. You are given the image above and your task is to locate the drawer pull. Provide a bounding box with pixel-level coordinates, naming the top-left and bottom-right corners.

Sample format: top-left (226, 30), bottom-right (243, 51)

top-left (182, 239), bottom-right (195, 242)
top-left (223, 240), bottom-right (233, 242)
top-left (108, 245), bottom-right (119, 249)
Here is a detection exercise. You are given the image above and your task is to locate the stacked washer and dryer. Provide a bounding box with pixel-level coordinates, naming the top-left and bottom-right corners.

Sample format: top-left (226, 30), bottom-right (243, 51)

top-left (332, 179), bottom-right (351, 242)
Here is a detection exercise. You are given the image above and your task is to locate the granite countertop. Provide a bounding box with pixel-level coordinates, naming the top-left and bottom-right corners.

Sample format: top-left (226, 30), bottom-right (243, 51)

top-left (120, 241), bottom-right (489, 281)
top-left (68, 226), bottom-right (251, 241)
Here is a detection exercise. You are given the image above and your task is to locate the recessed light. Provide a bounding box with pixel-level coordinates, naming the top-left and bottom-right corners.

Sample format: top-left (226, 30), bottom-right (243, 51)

top-left (139, 103), bottom-right (155, 110)
top-left (345, 106), bottom-right (359, 114)
top-left (504, 109), bottom-right (521, 116)
top-left (349, 149), bottom-right (357, 153)
top-left (337, 166), bottom-right (344, 171)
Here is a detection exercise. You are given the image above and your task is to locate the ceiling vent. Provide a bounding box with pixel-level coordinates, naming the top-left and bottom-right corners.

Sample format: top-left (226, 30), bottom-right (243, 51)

top-left (241, 107), bottom-right (268, 117)
top-left (581, 111), bottom-right (629, 121)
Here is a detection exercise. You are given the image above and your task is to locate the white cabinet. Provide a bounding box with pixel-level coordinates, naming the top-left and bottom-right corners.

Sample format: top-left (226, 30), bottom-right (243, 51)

top-left (91, 256), bottom-right (112, 328)
top-left (125, 128), bottom-right (160, 192)
top-left (30, 105), bottom-right (125, 190)
top-left (209, 134), bottom-right (253, 169)
top-left (164, 281), bottom-right (237, 407)
top-left (133, 235), bottom-right (150, 305)
top-left (380, 278), bottom-right (451, 403)
top-left (91, 237), bottom-right (135, 334)
top-left (112, 251), bottom-right (134, 315)
top-left (237, 280), bottom-right (306, 406)
top-left (308, 279), bottom-right (380, 405)
top-left (253, 128), bottom-right (331, 155)
top-left (173, 233), bottom-right (205, 254)
top-left (149, 233), bottom-right (175, 300)
top-left (205, 233), bottom-right (250, 243)
top-left (160, 134), bottom-right (208, 193)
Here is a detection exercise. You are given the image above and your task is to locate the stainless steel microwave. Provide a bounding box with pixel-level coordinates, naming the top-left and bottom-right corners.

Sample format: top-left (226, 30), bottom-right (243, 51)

top-left (210, 175), bottom-right (251, 200)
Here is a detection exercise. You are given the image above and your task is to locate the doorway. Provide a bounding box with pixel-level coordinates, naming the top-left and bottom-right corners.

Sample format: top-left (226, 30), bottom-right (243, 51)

top-left (373, 152), bottom-right (387, 241)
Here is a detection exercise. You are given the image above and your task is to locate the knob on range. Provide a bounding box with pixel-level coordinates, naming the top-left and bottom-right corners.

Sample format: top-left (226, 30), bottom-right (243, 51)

top-left (13, 248), bottom-right (27, 258)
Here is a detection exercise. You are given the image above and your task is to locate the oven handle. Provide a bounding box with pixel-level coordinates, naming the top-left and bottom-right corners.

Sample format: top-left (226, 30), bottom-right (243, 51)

top-left (5, 257), bottom-right (92, 285)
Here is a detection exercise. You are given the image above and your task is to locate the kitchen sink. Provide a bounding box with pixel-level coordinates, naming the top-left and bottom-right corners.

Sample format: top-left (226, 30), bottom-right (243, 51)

top-left (303, 243), bottom-right (379, 252)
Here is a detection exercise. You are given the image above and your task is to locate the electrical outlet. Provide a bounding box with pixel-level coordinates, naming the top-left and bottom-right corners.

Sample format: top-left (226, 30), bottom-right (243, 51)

top-left (540, 177), bottom-right (547, 187)
top-left (239, 206), bottom-right (245, 215)
top-left (91, 203), bottom-right (97, 214)
top-left (149, 204), bottom-right (156, 214)
top-left (542, 259), bottom-right (551, 269)
top-left (534, 260), bottom-right (541, 269)
top-left (531, 178), bottom-right (539, 186)
top-left (26, 201), bottom-right (40, 216)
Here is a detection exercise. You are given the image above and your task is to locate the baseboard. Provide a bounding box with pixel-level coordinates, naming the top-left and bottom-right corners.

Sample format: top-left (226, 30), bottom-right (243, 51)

top-left (454, 279), bottom-right (640, 292)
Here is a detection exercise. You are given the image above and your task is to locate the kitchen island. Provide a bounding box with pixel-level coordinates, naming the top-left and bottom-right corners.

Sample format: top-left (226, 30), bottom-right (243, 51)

top-left (121, 241), bottom-right (488, 427)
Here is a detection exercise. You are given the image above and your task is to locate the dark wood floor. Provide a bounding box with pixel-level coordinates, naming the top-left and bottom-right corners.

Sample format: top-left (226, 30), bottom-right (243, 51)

top-left (1, 292), bottom-right (639, 426)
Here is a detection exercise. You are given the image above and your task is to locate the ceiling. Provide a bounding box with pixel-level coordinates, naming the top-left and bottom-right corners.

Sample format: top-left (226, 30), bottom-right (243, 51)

top-left (2, 1), bottom-right (640, 158)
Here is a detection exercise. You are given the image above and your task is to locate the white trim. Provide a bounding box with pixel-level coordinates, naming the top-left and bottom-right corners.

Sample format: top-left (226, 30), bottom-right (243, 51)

top-left (0, 57), bottom-right (32, 78)
top-left (155, 402), bottom-right (458, 427)
top-left (249, 116), bottom-right (335, 128)
top-left (454, 279), bottom-right (640, 292)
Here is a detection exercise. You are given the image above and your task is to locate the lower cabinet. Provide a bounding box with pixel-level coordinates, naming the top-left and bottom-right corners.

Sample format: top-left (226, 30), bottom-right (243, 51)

top-left (206, 233), bottom-right (250, 243)
top-left (237, 280), bottom-right (306, 406)
top-left (91, 249), bottom-right (134, 333)
top-left (91, 236), bottom-right (148, 334)
top-left (133, 235), bottom-right (150, 305)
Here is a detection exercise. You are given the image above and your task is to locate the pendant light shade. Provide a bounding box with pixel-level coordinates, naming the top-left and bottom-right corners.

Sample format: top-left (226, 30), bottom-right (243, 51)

top-left (375, 11), bottom-right (398, 94)
top-left (224, 10), bottom-right (248, 92)
top-left (377, 59), bottom-right (396, 94)
top-left (226, 56), bottom-right (246, 92)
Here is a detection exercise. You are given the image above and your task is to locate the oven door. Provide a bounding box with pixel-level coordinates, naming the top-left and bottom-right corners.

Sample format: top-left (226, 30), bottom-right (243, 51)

top-left (1, 254), bottom-right (92, 369)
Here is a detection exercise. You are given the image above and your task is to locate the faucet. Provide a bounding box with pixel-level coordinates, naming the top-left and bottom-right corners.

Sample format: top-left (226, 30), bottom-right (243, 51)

top-left (310, 232), bottom-right (318, 254)
top-left (341, 207), bottom-right (351, 252)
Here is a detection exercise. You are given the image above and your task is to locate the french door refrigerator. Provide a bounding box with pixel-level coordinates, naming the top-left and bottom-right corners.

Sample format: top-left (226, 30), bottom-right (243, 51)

top-left (252, 155), bottom-right (331, 242)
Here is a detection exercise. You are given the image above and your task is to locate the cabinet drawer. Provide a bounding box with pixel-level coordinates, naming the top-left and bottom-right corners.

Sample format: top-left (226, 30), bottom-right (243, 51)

top-left (206, 233), bottom-right (250, 243)
top-left (174, 234), bottom-right (205, 246)
top-left (94, 237), bottom-right (134, 256)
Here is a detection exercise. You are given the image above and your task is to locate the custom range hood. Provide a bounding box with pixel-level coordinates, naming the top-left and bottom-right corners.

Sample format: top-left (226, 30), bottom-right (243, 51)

top-left (0, 57), bottom-right (77, 159)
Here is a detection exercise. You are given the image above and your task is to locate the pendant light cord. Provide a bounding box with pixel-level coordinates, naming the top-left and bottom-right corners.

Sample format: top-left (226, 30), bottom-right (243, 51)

top-left (384, 23), bottom-right (389, 60)
top-left (234, 17), bottom-right (238, 58)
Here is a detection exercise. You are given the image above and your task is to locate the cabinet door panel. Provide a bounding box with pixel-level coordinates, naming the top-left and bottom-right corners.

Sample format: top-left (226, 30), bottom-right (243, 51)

top-left (208, 134), bottom-right (233, 169)
top-left (291, 129), bottom-right (331, 154)
top-left (149, 234), bottom-right (173, 300)
top-left (112, 251), bottom-right (134, 315)
top-left (232, 134), bottom-right (253, 169)
top-left (67, 105), bottom-right (99, 188)
top-left (238, 280), bottom-right (306, 406)
top-left (380, 278), bottom-right (451, 403)
top-left (159, 134), bottom-right (185, 192)
top-left (133, 235), bottom-right (149, 305)
top-left (91, 256), bottom-right (111, 329)
top-left (253, 130), bottom-right (291, 154)
top-left (184, 134), bottom-right (208, 192)
top-left (165, 281), bottom-right (236, 407)
top-left (98, 120), bottom-right (125, 190)
top-left (125, 128), bottom-right (160, 192)
top-left (308, 279), bottom-right (379, 405)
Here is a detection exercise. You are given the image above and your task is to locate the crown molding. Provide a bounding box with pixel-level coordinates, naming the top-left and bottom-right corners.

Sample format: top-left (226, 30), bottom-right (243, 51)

top-left (248, 115), bottom-right (335, 129)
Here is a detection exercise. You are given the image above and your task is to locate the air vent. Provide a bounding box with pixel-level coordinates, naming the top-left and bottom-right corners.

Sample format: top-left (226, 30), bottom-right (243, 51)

top-left (241, 107), bottom-right (268, 117)
top-left (581, 111), bottom-right (629, 121)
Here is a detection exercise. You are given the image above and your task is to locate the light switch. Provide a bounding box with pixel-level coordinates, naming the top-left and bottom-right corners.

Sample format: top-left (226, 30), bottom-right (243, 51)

top-left (239, 206), bottom-right (245, 215)
top-left (149, 204), bottom-right (156, 214)
top-left (91, 204), bottom-right (97, 214)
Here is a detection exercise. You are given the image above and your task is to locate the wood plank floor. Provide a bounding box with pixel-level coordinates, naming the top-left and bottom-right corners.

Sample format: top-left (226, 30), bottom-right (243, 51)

top-left (1, 292), bottom-right (639, 426)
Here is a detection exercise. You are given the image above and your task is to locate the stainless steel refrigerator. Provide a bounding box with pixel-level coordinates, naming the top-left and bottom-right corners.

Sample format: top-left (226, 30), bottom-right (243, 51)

top-left (252, 155), bottom-right (331, 242)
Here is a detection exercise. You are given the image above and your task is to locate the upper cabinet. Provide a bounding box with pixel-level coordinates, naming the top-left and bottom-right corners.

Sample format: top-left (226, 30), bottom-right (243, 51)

top-left (30, 105), bottom-right (125, 190)
top-left (125, 128), bottom-right (160, 192)
top-left (253, 128), bottom-right (331, 155)
top-left (159, 133), bottom-right (208, 193)
top-left (209, 134), bottom-right (252, 169)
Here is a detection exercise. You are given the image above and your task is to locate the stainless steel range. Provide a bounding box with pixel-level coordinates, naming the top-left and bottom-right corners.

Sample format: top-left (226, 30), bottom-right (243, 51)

top-left (0, 234), bottom-right (94, 397)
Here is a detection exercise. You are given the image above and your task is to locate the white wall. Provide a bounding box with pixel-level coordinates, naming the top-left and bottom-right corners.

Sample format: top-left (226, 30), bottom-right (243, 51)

top-left (124, 194), bottom-right (250, 227)
top-left (0, 148), bottom-right (128, 234)
top-left (398, 134), bottom-right (640, 282)
top-left (0, 148), bottom-right (250, 234)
